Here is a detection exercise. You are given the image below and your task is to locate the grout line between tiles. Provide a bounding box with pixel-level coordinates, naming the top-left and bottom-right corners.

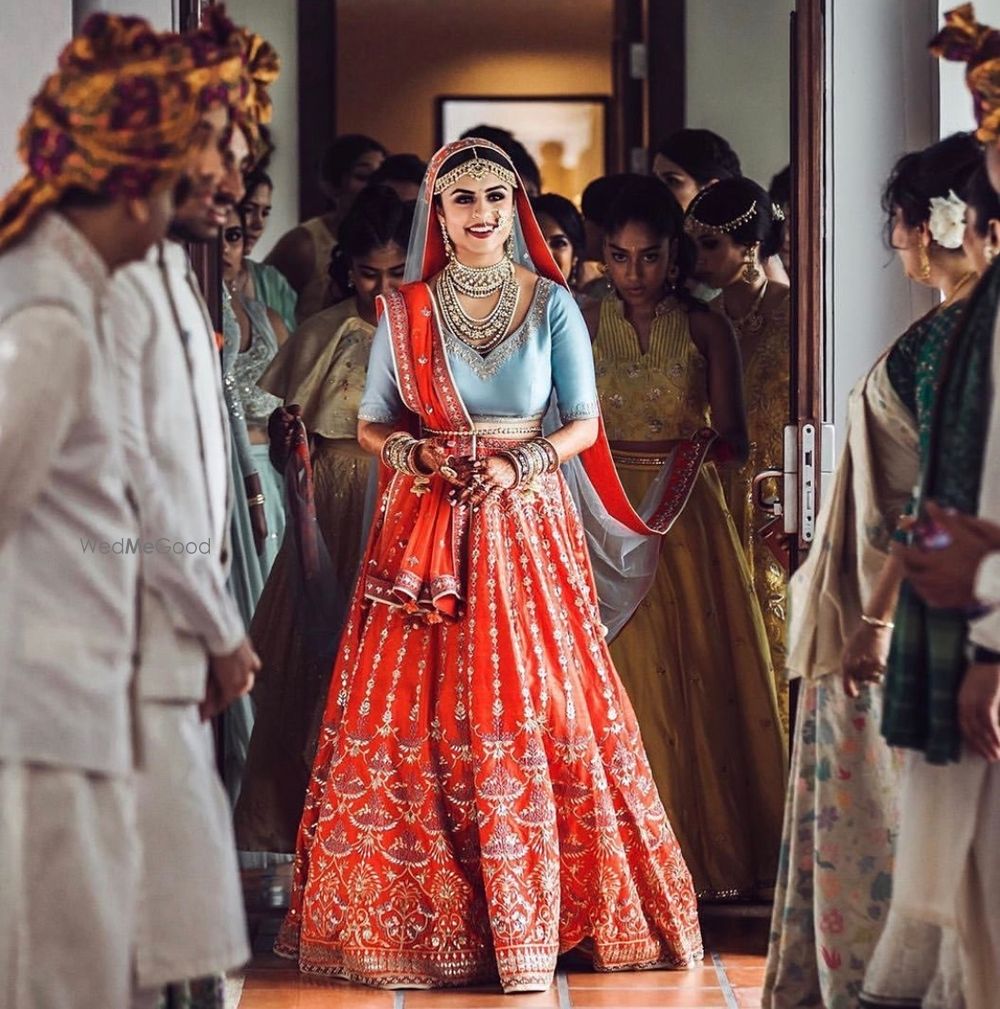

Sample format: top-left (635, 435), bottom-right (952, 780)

top-left (711, 952), bottom-right (739, 1009)
top-left (556, 970), bottom-right (573, 1009)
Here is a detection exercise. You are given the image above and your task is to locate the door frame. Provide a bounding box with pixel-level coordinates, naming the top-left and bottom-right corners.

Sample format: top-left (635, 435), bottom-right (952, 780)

top-left (789, 0), bottom-right (825, 563)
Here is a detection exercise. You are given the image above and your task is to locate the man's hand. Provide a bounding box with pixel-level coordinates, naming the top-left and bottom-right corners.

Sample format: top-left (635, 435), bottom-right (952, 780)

top-left (201, 637), bottom-right (261, 720)
top-left (896, 501), bottom-right (1000, 609)
top-left (958, 662), bottom-right (1000, 761)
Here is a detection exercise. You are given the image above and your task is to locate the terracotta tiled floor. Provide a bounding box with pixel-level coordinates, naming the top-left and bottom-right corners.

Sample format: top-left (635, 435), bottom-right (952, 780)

top-left (236, 870), bottom-right (768, 1008)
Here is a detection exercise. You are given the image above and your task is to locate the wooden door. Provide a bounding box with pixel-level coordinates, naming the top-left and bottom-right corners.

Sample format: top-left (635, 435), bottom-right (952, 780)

top-left (788, 0), bottom-right (826, 567)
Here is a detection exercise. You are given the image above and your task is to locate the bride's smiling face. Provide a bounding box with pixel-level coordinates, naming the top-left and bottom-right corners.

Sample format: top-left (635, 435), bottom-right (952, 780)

top-left (437, 173), bottom-right (515, 263)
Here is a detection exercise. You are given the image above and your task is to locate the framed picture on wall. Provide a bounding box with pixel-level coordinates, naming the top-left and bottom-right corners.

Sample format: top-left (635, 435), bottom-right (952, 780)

top-left (436, 95), bottom-right (609, 204)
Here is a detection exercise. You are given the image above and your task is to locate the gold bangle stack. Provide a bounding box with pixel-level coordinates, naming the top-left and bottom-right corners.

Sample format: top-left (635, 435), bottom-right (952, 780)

top-left (381, 432), bottom-right (429, 476)
top-left (247, 493), bottom-right (265, 507)
top-left (499, 437), bottom-right (559, 489)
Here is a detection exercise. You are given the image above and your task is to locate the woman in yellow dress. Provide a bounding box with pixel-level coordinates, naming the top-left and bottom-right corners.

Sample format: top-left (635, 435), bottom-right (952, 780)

top-left (585, 176), bottom-right (787, 900)
top-left (685, 179), bottom-right (791, 724)
top-left (234, 186), bottom-right (411, 852)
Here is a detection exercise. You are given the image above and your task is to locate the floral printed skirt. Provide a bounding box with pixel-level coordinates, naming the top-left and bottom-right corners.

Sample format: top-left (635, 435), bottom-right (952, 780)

top-left (275, 472), bottom-right (703, 991)
top-left (763, 679), bottom-right (900, 1009)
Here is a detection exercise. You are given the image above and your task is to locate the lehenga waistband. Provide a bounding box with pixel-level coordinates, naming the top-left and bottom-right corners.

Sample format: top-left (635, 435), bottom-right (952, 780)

top-left (423, 414), bottom-right (544, 439)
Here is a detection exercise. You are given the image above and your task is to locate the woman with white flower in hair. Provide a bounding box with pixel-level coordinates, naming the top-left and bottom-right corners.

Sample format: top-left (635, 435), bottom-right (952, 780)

top-left (764, 133), bottom-right (981, 1009)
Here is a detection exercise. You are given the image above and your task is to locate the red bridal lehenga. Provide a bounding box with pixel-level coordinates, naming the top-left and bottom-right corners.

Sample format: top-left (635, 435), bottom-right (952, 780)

top-left (274, 139), bottom-right (704, 991)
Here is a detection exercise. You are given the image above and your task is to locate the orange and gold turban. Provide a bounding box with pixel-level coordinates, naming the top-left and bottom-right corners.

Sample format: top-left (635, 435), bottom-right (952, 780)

top-left (0, 9), bottom-right (259, 254)
top-left (0, 14), bottom-right (202, 252)
top-left (183, 7), bottom-right (279, 169)
top-left (235, 29), bottom-right (280, 167)
top-left (931, 4), bottom-right (1000, 142)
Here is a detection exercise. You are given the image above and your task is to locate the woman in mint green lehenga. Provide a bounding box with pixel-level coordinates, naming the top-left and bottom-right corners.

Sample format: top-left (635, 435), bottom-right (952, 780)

top-left (238, 167), bottom-right (297, 330)
top-left (219, 205), bottom-right (289, 812)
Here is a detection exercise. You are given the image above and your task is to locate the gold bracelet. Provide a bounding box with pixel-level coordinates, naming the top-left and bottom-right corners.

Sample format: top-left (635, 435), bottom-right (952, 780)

top-left (381, 431), bottom-right (418, 474)
top-left (861, 614), bottom-right (895, 630)
top-left (247, 493), bottom-right (265, 507)
top-left (536, 436), bottom-right (560, 474)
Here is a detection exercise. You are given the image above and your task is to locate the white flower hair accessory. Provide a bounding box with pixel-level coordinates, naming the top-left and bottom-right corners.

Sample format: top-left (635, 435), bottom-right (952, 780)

top-left (928, 189), bottom-right (967, 249)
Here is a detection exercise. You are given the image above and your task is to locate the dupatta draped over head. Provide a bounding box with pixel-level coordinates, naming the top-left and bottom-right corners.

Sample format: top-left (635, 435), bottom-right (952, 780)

top-left (367, 138), bottom-right (713, 625)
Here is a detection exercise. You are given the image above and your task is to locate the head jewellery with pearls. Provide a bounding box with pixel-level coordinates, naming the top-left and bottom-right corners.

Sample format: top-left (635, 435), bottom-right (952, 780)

top-left (433, 146), bottom-right (518, 195)
top-left (683, 189), bottom-right (785, 237)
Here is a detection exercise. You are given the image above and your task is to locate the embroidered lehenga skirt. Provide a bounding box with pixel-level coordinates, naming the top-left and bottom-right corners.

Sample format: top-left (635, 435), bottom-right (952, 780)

top-left (275, 442), bottom-right (703, 990)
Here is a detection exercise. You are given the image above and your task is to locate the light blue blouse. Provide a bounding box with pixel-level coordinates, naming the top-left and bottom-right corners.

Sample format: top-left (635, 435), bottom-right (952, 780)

top-left (358, 278), bottom-right (600, 424)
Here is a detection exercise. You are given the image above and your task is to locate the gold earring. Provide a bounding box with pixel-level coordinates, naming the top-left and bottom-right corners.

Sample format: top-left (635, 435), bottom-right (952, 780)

top-left (918, 244), bottom-right (932, 281)
top-left (437, 214), bottom-right (455, 262)
top-left (986, 244), bottom-right (997, 264)
top-left (742, 245), bottom-right (761, 284)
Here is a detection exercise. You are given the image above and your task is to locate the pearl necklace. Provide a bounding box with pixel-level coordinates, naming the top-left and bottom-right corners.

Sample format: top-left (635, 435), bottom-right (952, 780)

top-left (438, 256), bottom-right (520, 354)
top-left (447, 255), bottom-right (514, 297)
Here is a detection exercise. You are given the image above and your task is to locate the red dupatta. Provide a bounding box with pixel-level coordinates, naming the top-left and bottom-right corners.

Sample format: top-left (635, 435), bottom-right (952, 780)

top-left (360, 138), bottom-right (716, 622)
top-left (361, 283), bottom-right (473, 620)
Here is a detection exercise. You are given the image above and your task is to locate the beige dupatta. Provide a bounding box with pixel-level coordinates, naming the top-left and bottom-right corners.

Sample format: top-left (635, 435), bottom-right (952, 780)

top-left (786, 354), bottom-right (918, 680)
top-left (259, 297), bottom-right (375, 441)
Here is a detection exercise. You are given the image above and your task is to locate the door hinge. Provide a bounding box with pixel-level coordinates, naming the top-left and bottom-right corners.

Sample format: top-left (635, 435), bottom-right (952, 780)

top-left (629, 42), bottom-right (648, 79)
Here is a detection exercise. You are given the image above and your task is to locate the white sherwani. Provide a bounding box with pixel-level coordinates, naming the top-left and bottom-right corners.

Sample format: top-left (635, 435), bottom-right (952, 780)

top-left (0, 212), bottom-right (140, 1009)
top-left (105, 240), bottom-right (249, 990)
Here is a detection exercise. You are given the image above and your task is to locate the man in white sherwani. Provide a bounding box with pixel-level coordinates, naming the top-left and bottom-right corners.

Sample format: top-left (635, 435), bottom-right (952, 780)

top-left (103, 14), bottom-right (273, 1007)
top-left (0, 16), bottom-right (210, 1009)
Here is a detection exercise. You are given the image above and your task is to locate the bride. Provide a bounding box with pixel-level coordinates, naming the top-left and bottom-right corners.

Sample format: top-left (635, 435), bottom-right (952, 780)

top-left (275, 138), bottom-right (703, 992)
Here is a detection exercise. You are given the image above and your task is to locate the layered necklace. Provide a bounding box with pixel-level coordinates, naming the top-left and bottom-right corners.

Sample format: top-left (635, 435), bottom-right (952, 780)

top-left (721, 279), bottom-right (769, 336)
top-left (438, 255), bottom-right (520, 354)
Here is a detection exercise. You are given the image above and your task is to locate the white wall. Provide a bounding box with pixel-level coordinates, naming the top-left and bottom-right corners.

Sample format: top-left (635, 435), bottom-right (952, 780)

top-left (226, 0), bottom-right (298, 259)
top-left (0, 0), bottom-right (73, 193)
top-left (825, 0), bottom-right (939, 442)
top-left (685, 0), bottom-right (793, 188)
top-left (938, 0), bottom-right (1000, 137)
top-left (72, 0), bottom-right (173, 30)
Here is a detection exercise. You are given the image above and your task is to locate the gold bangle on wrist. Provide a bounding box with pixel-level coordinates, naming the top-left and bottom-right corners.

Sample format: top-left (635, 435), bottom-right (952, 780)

top-left (247, 493), bottom-right (265, 507)
top-left (381, 432), bottom-right (419, 474)
top-left (408, 440), bottom-right (435, 476)
top-left (861, 614), bottom-right (895, 630)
